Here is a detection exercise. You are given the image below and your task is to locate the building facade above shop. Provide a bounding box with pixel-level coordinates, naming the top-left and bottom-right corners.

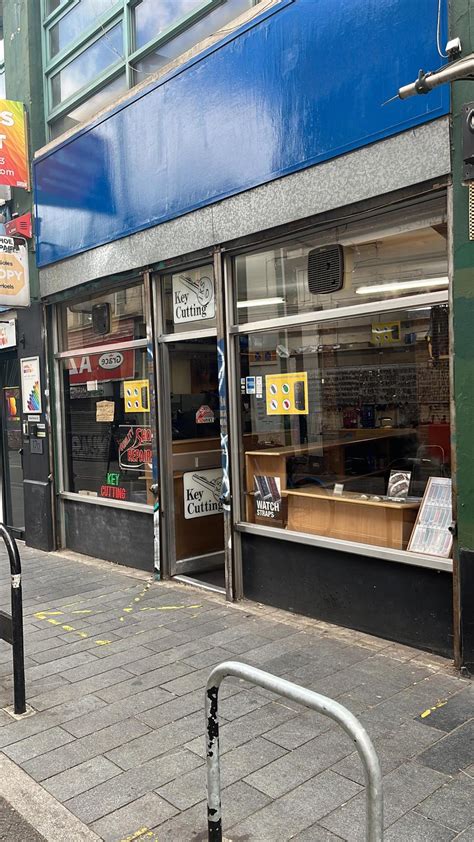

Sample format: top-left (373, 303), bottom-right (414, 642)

top-left (34, 0), bottom-right (449, 270)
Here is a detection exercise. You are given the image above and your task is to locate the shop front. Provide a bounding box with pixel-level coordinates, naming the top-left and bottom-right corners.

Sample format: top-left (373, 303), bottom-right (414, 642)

top-left (48, 186), bottom-right (455, 653)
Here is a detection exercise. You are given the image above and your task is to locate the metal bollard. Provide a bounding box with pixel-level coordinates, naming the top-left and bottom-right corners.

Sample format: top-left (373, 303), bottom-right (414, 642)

top-left (0, 524), bottom-right (26, 715)
top-left (205, 660), bottom-right (383, 842)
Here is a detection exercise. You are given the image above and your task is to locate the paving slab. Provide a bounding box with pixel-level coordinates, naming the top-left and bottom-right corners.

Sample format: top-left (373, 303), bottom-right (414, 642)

top-left (0, 545), bottom-right (470, 842)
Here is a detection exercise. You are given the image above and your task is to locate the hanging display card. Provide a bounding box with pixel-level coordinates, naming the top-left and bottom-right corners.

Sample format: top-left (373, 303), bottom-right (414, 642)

top-left (266, 372), bottom-right (308, 416)
top-left (96, 400), bottom-right (115, 422)
top-left (407, 476), bottom-right (453, 558)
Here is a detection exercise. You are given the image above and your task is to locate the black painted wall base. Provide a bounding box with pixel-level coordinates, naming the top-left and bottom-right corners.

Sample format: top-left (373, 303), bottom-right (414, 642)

top-left (459, 548), bottom-right (474, 673)
top-left (242, 533), bottom-right (454, 657)
top-left (64, 499), bottom-right (153, 571)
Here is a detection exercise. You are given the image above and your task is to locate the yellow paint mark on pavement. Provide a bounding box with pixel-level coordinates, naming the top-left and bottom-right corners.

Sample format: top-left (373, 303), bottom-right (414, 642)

top-left (118, 827), bottom-right (157, 842)
top-left (34, 610), bottom-right (64, 620)
top-left (95, 639), bottom-right (112, 646)
top-left (420, 699), bottom-right (447, 718)
top-left (47, 618), bottom-right (61, 625)
top-left (71, 609), bottom-right (92, 615)
top-left (61, 625), bottom-right (74, 632)
top-left (140, 603), bottom-right (202, 612)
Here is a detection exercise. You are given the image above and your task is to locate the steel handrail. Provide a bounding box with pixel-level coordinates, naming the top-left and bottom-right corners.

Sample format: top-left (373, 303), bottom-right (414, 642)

top-left (0, 524), bottom-right (26, 714)
top-left (205, 660), bottom-right (383, 841)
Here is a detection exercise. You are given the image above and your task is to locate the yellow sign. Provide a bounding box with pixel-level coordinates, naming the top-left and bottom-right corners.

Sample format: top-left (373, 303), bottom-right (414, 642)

top-left (124, 379), bottom-right (150, 413)
top-left (371, 321), bottom-right (401, 345)
top-left (266, 372), bottom-right (308, 415)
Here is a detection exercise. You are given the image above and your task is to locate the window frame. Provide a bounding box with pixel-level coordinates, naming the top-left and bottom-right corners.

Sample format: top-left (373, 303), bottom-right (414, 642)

top-left (52, 276), bottom-right (155, 513)
top-left (223, 221), bottom-right (453, 574)
top-left (41, 0), bottom-right (259, 139)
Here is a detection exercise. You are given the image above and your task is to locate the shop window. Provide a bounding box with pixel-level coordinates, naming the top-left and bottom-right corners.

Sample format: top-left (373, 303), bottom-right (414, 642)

top-left (60, 346), bottom-right (153, 504)
top-left (49, 0), bottom-right (118, 58)
top-left (235, 226), bottom-right (448, 324)
top-left (132, 0), bottom-right (255, 80)
top-left (60, 282), bottom-right (146, 350)
top-left (161, 264), bottom-right (216, 334)
top-left (51, 22), bottom-right (123, 107)
top-left (239, 303), bottom-right (452, 557)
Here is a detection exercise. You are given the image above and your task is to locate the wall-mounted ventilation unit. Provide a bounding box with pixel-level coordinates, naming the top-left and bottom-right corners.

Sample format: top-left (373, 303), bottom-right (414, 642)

top-left (307, 244), bottom-right (345, 294)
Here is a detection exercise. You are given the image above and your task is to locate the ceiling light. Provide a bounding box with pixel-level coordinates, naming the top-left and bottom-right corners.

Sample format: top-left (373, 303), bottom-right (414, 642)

top-left (237, 297), bottom-right (285, 309)
top-left (355, 277), bottom-right (448, 295)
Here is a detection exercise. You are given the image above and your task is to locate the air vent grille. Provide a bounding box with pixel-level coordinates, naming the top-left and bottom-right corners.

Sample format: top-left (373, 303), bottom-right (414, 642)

top-left (308, 245), bottom-right (344, 294)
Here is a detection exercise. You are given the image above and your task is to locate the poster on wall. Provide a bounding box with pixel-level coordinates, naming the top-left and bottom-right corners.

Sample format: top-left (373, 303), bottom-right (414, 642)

top-left (407, 476), bottom-right (453, 557)
top-left (183, 469), bottom-right (223, 519)
top-left (172, 270), bottom-right (215, 324)
top-left (254, 475), bottom-right (282, 522)
top-left (266, 372), bottom-right (308, 416)
top-left (0, 319), bottom-right (16, 348)
top-left (0, 237), bottom-right (30, 307)
top-left (0, 100), bottom-right (29, 189)
top-left (20, 356), bottom-right (42, 414)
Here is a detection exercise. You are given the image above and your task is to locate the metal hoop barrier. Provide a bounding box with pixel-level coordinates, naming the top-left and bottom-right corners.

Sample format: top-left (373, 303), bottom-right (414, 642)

top-left (205, 660), bottom-right (383, 842)
top-left (0, 524), bottom-right (26, 715)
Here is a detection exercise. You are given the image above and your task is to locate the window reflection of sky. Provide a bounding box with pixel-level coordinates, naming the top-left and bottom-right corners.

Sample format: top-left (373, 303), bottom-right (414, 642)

top-left (51, 23), bottom-right (123, 106)
top-left (50, 0), bottom-right (118, 57)
top-left (134, 0), bottom-right (253, 79)
top-left (134, 0), bottom-right (205, 50)
top-left (51, 73), bottom-right (127, 138)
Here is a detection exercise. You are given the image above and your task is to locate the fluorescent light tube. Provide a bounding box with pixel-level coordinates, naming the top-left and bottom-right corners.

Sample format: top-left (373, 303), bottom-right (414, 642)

top-left (237, 297), bottom-right (285, 308)
top-left (355, 277), bottom-right (448, 295)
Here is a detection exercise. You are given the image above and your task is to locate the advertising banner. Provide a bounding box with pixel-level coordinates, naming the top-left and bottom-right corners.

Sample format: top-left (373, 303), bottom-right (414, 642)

top-left (68, 347), bottom-right (134, 385)
top-left (20, 356), bottom-right (42, 414)
top-left (0, 236), bottom-right (30, 307)
top-left (0, 100), bottom-right (29, 189)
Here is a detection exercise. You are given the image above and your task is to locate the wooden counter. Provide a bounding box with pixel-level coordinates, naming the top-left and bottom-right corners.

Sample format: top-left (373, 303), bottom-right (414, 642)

top-left (284, 487), bottom-right (419, 549)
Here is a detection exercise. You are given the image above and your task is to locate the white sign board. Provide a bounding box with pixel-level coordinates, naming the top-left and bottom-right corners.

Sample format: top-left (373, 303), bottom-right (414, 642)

top-left (183, 468), bottom-right (223, 519)
top-left (0, 236), bottom-right (30, 307)
top-left (20, 356), bottom-right (42, 414)
top-left (172, 269), bottom-right (215, 324)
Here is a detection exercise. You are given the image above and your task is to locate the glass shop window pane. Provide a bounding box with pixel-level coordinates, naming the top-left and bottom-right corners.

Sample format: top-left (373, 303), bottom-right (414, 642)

top-left (51, 23), bottom-right (123, 107)
top-left (161, 264), bottom-right (216, 334)
top-left (0, 72), bottom-right (5, 100)
top-left (49, 0), bottom-right (118, 57)
top-left (134, 0), bottom-right (205, 51)
top-left (49, 73), bottom-right (127, 138)
top-left (239, 304), bottom-right (452, 557)
top-left (60, 282), bottom-right (146, 351)
top-left (234, 225), bottom-right (449, 324)
top-left (132, 0), bottom-right (254, 81)
top-left (61, 347), bottom-right (154, 505)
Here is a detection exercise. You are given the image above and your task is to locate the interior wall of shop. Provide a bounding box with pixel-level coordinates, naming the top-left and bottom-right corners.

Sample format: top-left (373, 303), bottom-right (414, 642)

top-left (34, 0), bottom-right (449, 269)
top-left (64, 499), bottom-right (153, 571)
top-left (242, 533), bottom-right (454, 656)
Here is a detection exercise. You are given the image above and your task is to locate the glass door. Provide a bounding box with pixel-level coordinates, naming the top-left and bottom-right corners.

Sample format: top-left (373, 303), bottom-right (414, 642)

top-left (167, 336), bottom-right (225, 581)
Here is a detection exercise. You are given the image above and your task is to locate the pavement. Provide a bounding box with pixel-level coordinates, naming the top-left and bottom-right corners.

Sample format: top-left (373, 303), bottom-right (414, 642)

top-left (0, 544), bottom-right (472, 842)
